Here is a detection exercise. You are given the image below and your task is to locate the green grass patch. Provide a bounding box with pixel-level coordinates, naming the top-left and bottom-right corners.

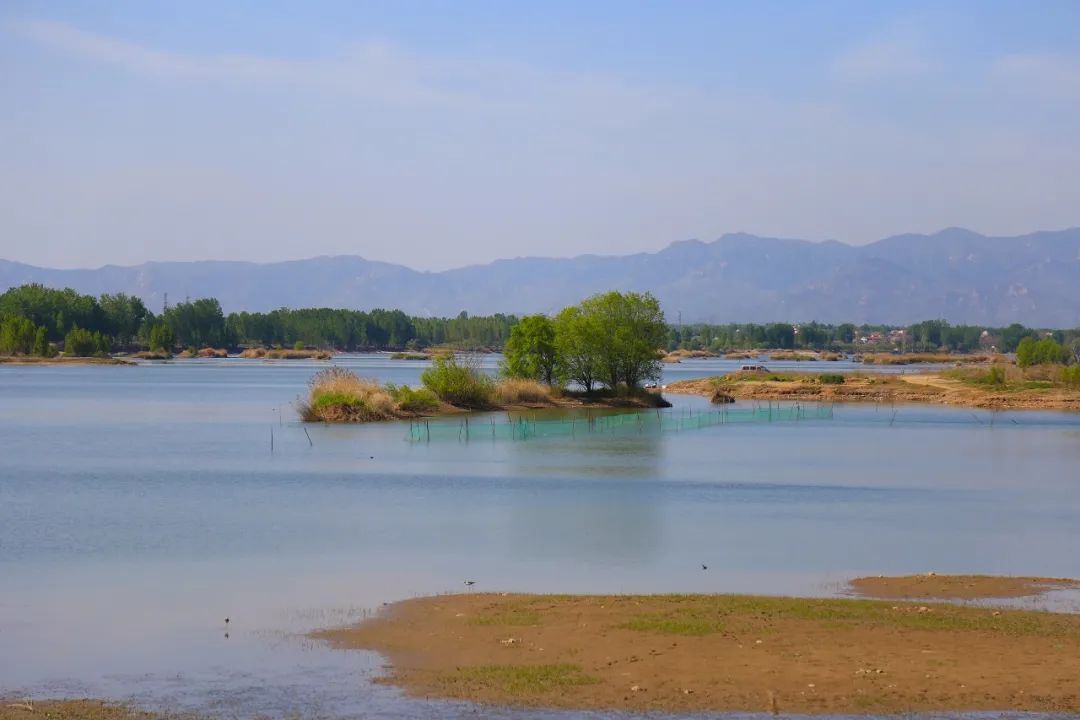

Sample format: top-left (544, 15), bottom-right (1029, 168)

top-left (621, 608), bottom-right (726, 636)
top-left (385, 383), bottom-right (440, 412)
top-left (441, 664), bottom-right (598, 695)
top-left (592, 594), bottom-right (1080, 638)
top-left (818, 373), bottom-right (846, 384)
top-left (310, 390), bottom-right (366, 411)
top-left (469, 603), bottom-right (543, 626)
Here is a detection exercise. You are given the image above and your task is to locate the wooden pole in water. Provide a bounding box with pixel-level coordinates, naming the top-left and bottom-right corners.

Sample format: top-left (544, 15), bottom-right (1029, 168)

top-left (304, 427), bottom-right (313, 447)
top-left (270, 426), bottom-right (274, 454)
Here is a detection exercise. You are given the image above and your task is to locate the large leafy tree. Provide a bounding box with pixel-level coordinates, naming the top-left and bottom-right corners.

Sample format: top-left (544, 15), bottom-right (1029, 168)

top-left (99, 293), bottom-right (150, 348)
top-left (553, 306), bottom-right (600, 392)
top-left (164, 298), bottom-right (229, 348)
top-left (502, 314), bottom-right (557, 384)
top-left (573, 291), bottom-right (666, 390)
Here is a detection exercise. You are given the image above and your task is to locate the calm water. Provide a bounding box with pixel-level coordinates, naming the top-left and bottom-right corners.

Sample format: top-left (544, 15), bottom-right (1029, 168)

top-left (2, 355), bottom-right (1079, 719)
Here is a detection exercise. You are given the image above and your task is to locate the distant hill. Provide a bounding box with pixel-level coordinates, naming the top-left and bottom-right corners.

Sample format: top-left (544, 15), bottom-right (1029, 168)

top-left (2, 227), bottom-right (1078, 326)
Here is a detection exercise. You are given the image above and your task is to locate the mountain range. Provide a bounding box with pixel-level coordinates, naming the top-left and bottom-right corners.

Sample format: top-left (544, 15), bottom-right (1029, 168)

top-left (2, 228), bottom-right (1078, 326)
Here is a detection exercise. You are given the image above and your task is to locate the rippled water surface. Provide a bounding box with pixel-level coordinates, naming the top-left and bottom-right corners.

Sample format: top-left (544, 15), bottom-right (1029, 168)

top-left (2, 355), bottom-right (1079, 718)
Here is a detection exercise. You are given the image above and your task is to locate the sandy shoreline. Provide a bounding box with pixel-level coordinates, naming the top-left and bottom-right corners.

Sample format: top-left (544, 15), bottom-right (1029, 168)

top-left (312, 576), bottom-right (1080, 715)
top-left (0, 356), bottom-right (134, 366)
top-left (666, 370), bottom-right (1080, 411)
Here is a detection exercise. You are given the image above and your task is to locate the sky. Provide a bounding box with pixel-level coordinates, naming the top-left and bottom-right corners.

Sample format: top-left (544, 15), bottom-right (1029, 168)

top-left (2, 1), bottom-right (1079, 270)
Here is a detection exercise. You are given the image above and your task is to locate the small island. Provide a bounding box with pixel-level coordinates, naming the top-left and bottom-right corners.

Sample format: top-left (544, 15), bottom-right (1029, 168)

top-left (300, 291), bottom-right (673, 422)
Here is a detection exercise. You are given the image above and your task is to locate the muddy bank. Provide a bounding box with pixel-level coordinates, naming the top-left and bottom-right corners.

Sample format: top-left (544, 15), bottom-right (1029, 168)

top-left (312, 581), bottom-right (1080, 714)
top-left (849, 574), bottom-right (1080, 600)
top-left (0, 700), bottom-right (165, 720)
top-left (0, 356), bottom-right (134, 366)
top-left (666, 371), bottom-right (1080, 411)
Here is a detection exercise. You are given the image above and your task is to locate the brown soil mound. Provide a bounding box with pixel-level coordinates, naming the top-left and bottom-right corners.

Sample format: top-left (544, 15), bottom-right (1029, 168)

top-left (312, 588), bottom-right (1080, 714)
top-left (850, 574), bottom-right (1080, 600)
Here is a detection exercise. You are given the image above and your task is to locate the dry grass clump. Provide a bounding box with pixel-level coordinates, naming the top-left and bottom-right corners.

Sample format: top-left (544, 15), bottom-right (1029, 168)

top-left (299, 367), bottom-right (404, 422)
top-left (494, 378), bottom-right (556, 405)
top-left (240, 347), bottom-right (331, 360)
top-left (860, 352), bottom-right (992, 365)
top-left (948, 363), bottom-right (1080, 391)
top-left (722, 350), bottom-right (763, 360)
top-left (711, 389), bottom-right (735, 404)
top-left (662, 349), bottom-right (719, 363)
top-left (197, 347), bottom-right (228, 358)
top-left (768, 351), bottom-right (820, 361)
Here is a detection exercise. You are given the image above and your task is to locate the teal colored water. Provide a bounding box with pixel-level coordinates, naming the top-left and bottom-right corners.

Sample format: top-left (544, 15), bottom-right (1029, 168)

top-left (1, 356), bottom-right (1079, 719)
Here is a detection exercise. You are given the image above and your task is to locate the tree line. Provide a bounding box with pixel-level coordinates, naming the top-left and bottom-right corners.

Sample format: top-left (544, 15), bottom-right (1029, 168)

top-left (0, 284), bottom-right (514, 356)
top-left (1, 282), bottom-right (1077, 362)
top-left (668, 319), bottom-right (1080, 356)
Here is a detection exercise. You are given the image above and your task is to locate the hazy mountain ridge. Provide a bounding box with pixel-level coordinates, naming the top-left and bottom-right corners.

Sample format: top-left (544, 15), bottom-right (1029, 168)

top-left (2, 228), bottom-right (1078, 326)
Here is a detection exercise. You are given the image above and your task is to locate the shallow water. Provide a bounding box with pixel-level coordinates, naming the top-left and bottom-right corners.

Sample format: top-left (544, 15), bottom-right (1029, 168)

top-left (1, 356), bottom-right (1079, 719)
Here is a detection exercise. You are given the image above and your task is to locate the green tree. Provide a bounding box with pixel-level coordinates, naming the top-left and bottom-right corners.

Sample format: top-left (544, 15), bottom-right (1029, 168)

top-left (64, 325), bottom-right (98, 356)
top-left (149, 323), bottom-right (174, 354)
top-left (0, 316), bottom-right (37, 354)
top-left (99, 293), bottom-right (150, 348)
top-left (164, 298), bottom-right (229, 349)
top-left (502, 315), bottom-right (558, 384)
top-left (576, 291), bottom-right (666, 389)
top-left (33, 326), bottom-right (51, 357)
top-left (1000, 324), bottom-right (1031, 353)
top-left (553, 306), bottom-right (600, 392)
top-left (1032, 337), bottom-right (1068, 365)
top-left (1015, 337), bottom-right (1036, 368)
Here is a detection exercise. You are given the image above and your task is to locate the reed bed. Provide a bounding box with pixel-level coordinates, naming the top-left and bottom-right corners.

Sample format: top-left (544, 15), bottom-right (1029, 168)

top-left (240, 347), bottom-right (332, 360)
top-left (859, 352), bottom-right (994, 365)
top-left (299, 368), bottom-right (406, 422)
top-left (493, 378), bottom-right (556, 405)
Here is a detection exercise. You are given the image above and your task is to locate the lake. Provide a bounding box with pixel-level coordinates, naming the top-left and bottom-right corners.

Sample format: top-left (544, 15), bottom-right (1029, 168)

top-left (2, 355), bottom-right (1079, 719)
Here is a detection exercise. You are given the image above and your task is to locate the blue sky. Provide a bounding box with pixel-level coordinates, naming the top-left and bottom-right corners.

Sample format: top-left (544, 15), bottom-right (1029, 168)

top-left (2, 1), bottom-right (1078, 269)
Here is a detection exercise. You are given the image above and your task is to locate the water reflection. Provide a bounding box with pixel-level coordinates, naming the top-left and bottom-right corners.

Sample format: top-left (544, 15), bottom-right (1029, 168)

top-left (1, 360), bottom-right (1079, 719)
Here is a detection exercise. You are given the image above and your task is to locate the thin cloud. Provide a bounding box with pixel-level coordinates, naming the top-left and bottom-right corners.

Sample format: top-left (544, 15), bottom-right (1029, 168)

top-left (9, 18), bottom-right (463, 105)
top-left (993, 53), bottom-right (1080, 104)
top-left (6, 17), bottom-right (730, 130)
top-left (831, 33), bottom-right (934, 83)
